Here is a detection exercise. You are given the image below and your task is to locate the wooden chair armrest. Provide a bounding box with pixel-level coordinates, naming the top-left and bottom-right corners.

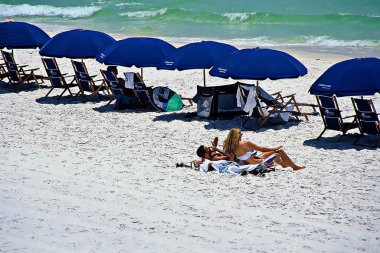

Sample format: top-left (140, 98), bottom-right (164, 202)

top-left (93, 79), bottom-right (104, 82)
top-left (342, 115), bottom-right (356, 119)
top-left (280, 93), bottom-right (296, 99)
top-left (181, 97), bottom-right (193, 106)
top-left (25, 68), bottom-right (39, 72)
top-left (271, 91), bottom-right (282, 96)
top-left (295, 103), bottom-right (318, 108)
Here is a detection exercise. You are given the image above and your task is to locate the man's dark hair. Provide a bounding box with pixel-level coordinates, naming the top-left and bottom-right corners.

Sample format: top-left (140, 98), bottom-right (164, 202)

top-left (196, 145), bottom-right (206, 158)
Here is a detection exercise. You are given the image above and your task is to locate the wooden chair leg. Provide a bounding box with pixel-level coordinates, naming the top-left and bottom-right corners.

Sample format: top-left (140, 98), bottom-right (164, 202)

top-left (45, 87), bottom-right (54, 97)
top-left (106, 98), bottom-right (115, 106)
top-left (58, 88), bottom-right (68, 99)
top-left (316, 128), bottom-right (326, 140)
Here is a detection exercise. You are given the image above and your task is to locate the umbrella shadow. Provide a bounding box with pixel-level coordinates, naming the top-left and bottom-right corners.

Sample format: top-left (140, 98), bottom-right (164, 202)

top-left (92, 104), bottom-right (153, 114)
top-left (303, 133), bottom-right (379, 150)
top-left (239, 118), bottom-right (302, 132)
top-left (152, 112), bottom-right (302, 131)
top-left (36, 94), bottom-right (111, 105)
top-left (0, 82), bottom-right (49, 94)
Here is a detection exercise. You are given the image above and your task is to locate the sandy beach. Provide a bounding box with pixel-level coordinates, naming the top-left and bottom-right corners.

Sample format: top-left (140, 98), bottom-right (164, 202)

top-left (1, 34), bottom-right (380, 253)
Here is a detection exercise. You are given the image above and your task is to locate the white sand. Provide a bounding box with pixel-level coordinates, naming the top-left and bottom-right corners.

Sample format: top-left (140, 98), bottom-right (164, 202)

top-left (1, 38), bottom-right (380, 253)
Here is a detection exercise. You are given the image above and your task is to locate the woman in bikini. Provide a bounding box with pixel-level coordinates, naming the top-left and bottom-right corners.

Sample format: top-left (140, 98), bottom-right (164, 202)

top-left (223, 128), bottom-right (305, 171)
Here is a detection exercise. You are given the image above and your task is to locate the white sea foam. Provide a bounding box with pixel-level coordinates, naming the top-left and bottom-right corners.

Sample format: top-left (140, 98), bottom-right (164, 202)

top-left (222, 12), bottom-right (256, 22)
top-left (305, 36), bottom-right (380, 47)
top-left (0, 4), bottom-right (101, 18)
top-left (339, 12), bottom-right (380, 18)
top-left (120, 8), bottom-right (167, 18)
top-left (115, 2), bottom-right (143, 7)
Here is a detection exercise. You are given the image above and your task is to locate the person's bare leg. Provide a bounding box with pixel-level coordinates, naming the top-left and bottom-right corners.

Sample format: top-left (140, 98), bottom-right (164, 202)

top-left (260, 152), bottom-right (287, 168)
top-left (277, 150), bottom-right (305, 170)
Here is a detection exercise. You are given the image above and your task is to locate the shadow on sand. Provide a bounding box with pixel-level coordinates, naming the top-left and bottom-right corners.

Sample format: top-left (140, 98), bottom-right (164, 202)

top-left (303, 133), bottom-right (379, 150)
top-left (36, 94), bottom-right (111, 105)
top-left (0, 81), bottom-right (49, 94)
top-left (152, 111), bottom-right (302, 131)
top-left (92, 103), bottom-right (153, 114)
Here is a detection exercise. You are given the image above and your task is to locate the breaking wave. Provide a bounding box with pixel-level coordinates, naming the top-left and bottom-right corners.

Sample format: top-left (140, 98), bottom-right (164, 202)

top-left (0, 4), bottom-right (101, 18)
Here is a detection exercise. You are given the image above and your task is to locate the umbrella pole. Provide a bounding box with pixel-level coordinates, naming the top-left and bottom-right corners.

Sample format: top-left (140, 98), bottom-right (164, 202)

top-left (203, 69), bottom-right (206, 87)
top-left (141, 68), bottom-right (143, 80)
top-left (256, 80), bottom-right (259, 94)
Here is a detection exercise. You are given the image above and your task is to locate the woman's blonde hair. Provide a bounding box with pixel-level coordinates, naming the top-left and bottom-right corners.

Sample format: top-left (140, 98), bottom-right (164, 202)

top-left (223, 128), bottom-right (241, 155)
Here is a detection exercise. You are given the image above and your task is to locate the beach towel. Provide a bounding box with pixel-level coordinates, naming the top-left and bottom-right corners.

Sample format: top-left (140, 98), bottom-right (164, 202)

top-left (200, 155), bottom-right (276, 175)
top-left (124, 72), bottom-right (134, 89)
top-left (236, 85), bottom-right (257, 115)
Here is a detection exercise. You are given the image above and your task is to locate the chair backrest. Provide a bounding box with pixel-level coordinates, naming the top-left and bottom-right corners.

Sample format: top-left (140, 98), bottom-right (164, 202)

top-left (351, 98), bottom-right (380, 135)
top-left (41, 57), bottom-right (66, 88)
top-left (124, 72), bottom-right (150, 102)
top-left (1, 50), bottom-right (16, 64)
top-left (316, 95), bottom-right (345, 131)
top-left (6, 62), bottom-right (22, 82)
top-left (72, 60), bottom-right (92, 92)
top-left (1, 50), bottom-right (21, 82)
top-left (101, 69), bottom-right (123, 96)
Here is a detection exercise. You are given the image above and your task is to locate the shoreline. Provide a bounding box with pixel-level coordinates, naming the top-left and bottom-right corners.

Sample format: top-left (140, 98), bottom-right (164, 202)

top-left (36, 25), bottom-right (380, 59)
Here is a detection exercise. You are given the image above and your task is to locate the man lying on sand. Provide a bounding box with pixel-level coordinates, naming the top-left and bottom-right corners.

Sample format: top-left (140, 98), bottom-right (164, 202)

top-left (196, 137), bottom-right (230, 161)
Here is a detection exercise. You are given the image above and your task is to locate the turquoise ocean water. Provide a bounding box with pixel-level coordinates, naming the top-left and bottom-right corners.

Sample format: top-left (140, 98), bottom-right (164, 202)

top-left (1, 0), bottom-right (380, 54)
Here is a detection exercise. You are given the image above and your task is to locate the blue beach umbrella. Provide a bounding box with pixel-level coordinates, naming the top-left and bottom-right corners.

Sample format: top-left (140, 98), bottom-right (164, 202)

top-left (158, 41), bottom-right (237, 70)
top-left (0, 21), bottom-right (50, 49)
top-left (40, 29), bottom-right (115, 59)
top-left (209, 48), bottom-right (307, 80)
top-left (96, 37), bottom-right (175, 78)
top-left (309, 58), bottom-right (380, 97)
top-left (157, 40), bottom-right (237, 86)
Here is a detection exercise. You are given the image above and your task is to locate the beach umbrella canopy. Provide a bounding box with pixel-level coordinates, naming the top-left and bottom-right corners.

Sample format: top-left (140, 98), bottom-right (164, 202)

top-left (157, 41), bottom-right (237, 70)
top-left (96, 37), bottom-right (175, 68)
top-left (157, 41), bottom-right (237, 86)
top-left (309, 57), bottom-right (380, 97)
top-left (39, 29), bottom-right (115, 59)
top-left (209, 48), bottom-right (307, 80)
top-left (0, 21), bottom-right (50, 49)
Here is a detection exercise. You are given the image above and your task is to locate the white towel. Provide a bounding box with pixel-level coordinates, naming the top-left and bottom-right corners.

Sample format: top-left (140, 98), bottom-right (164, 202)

top-left (200, 160), bottom-right (258, 175)
top-left (236, 85), bottom-right (257, 115)
top-left (124, 72), bottom-right (134, 89)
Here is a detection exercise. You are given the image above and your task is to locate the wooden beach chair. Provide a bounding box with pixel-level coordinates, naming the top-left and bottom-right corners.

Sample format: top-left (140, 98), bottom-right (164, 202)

top-left (258, 88), bottom-right (318, 121)
top-left (238, 83), bottom-right (301, 129)
top-left (1, 50), bottom-right (45, 90)
top-left (351, 98), bottom-right (380, 147)
top-left (71, 60), bottom-right (112, 101)
top-left (315, 95), bottom-right (358, 142)
top-left (100, 69), bottom-right (125, 106)
top-left (0, 62), bottom-right (8, 81)
top-left (41, 57), bottom-right (78, 99)
top-left (124, 71), bottom-right (152, 107)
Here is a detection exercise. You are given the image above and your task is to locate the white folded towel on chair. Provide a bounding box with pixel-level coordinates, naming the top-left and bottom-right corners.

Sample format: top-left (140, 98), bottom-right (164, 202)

top-left (236, 85), bottom-right (257, 115)
top-left (124, 72), bottom-right (134, 89)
